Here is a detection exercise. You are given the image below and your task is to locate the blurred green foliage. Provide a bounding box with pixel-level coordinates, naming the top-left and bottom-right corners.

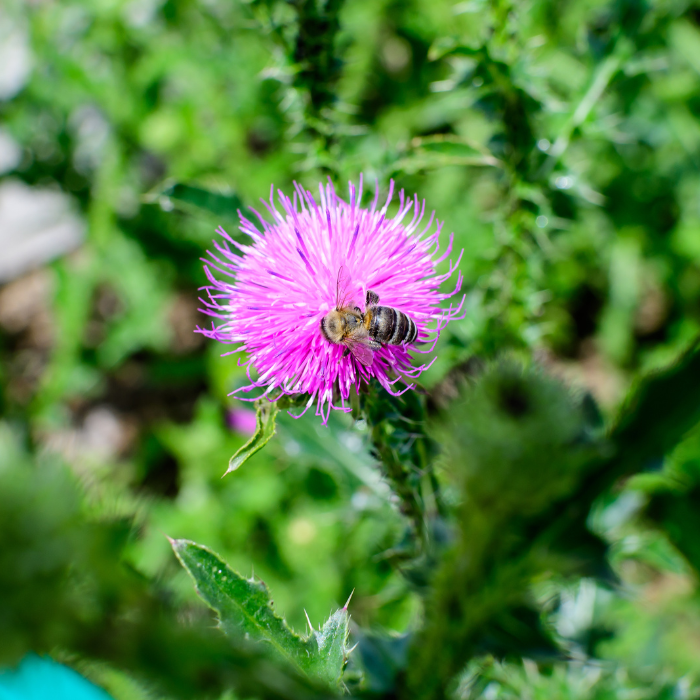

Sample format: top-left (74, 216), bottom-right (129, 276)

top-left (4, 0), bottom-right (700, 697)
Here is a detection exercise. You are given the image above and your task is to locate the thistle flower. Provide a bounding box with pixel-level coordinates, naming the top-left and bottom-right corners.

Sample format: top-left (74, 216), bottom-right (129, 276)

top-left (198, 178), bottom-right (464, 423)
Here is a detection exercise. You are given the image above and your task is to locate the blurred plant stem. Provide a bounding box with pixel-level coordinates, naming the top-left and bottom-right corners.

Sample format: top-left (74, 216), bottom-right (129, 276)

top-left (292, 0), bottom-right (345, 162)
top-left (473, 1), bottom-right (550, 352)
top-left (360, 383), bottom-right (443, 555)
top-left (249, 0), bottom-right (347, 177)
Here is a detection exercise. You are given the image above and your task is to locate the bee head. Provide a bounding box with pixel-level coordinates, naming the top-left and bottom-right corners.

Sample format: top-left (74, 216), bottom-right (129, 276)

top-left (320, 310), bottom-right (346, 343)
top-left (320, 308), bottom-right (362, 344)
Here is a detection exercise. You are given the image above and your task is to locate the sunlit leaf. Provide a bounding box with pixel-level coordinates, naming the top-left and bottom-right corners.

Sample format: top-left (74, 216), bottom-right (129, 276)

top-left (306, 603), bottom-right (351, 687)
top-left (171, 539), bottom-right (308, 664)
top-left (171, 539), bottom-right (351, 687)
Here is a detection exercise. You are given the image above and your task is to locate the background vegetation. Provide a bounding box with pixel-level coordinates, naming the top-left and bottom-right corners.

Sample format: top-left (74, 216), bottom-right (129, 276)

top-left (3, 0), bottom-right (700, 697)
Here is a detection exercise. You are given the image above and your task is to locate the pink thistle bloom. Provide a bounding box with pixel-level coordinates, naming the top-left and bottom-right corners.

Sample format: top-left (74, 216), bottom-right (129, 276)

top-left (198, 178), bottom-right (464, 424)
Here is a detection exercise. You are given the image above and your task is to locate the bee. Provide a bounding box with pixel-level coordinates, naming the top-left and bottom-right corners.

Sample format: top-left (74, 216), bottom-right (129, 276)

top-left (320, 268), bottom-right (418, 367)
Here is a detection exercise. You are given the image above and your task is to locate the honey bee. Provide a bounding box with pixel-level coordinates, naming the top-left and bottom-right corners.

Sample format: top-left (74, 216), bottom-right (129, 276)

top-left (320, 268), bottom-right (418, 367)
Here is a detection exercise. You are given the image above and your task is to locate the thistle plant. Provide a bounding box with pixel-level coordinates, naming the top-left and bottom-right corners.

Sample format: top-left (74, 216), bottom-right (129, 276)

top-left (5, 1), bottom-right (700, 700)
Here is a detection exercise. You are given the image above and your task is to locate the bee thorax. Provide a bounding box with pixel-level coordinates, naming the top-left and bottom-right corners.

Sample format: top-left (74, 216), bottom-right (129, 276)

top-left (321, 312), bottom-right (343, 343)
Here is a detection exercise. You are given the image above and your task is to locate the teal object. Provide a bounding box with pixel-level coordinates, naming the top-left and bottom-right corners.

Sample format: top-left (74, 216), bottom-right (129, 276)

top-left (0, 655), bottom-right (114, 700)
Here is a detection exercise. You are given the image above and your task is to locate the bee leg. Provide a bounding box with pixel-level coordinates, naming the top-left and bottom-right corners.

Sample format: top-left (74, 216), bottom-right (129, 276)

top-left (354, 306), bottom-right (362, 314)
top-left (366, 290), bottom-right (380, 306)
top-left (342, 347), bottom-right (351, 358)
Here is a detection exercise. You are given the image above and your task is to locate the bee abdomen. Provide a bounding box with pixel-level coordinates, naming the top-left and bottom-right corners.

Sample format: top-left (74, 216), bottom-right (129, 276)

top-left (369, 306), bottom-right (418, 345)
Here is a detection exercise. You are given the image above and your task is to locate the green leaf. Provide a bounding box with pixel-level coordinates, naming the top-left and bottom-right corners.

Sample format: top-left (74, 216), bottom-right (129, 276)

top-left (390, 137), bottom-right (501, 176)
top-left (427, 37), bottom-right (481, 61)
top-left (670, 20), bottom-right (700, 76)
top-left (226, 399), bottom-right (280, 476)
top-left (171, 539), bottom-right (351, 687)
top-left (390, 153), bottom-right (500, 176)
top-left (610, 340), bottom-right (700, 469)
top-left (159, 182), bottom-right (244, 223)
top-left (306, 602), bottom-right (351, 687)
top-left (647, 486), bottom-right (700, 572)
top-left (171, 538), bottom-right (307, 665)
top-left (411, 135), bottom-right (487, 158)
top-left (427, 37), bottom-right (458, 61)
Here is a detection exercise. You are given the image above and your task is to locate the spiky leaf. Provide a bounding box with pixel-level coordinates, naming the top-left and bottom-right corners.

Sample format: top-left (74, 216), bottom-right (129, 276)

top-left (306, 605), bottom-right (351, 687)
top-left (171, 539), bottom-right (350, 687)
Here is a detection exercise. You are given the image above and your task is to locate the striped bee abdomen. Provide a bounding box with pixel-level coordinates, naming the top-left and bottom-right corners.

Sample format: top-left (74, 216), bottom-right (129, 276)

top-left (367, 306), bottom-right (418, 345)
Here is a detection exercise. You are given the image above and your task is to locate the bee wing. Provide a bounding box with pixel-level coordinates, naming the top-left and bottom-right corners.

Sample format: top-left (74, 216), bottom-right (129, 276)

top-left (345, 336), bottom-right (375, 367)
top-left (336, 266), bottom-right (351, 310)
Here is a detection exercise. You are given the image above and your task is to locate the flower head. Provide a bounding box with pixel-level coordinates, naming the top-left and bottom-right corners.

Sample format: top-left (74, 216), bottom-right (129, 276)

top-left (198, 178), bottom-right (464, 423)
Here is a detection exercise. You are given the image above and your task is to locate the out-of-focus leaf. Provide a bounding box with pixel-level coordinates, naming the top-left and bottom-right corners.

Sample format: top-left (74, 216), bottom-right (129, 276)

top-left (646, 486), bottom-right (700, 572)
top-left (543, 340), bottom-right (700, 571)
top-left (639, 427), bottom-right (700, 575)
top-left (670, 20), bottom-right (700, 75)
top-left (225, 399), bottom-right (280, 476)
top-left (455, 656), bottom-right (684, 700)
top-left (411, 135), bottom-right (491, 159)
top-left (427, 39), bottom-right (481, 61)
top-left (609, 340), bottom-right (700, 472)
top-left (171, 539), bottom-right (350, 688)
top-left (408, 345), bottom-right (700, 698)
top-left (159, 183), bottom-right (244, 223)
top-left (391, 136), bottom-right (502, 175)
top-left (354, 631), bottom-right (411, 694)
top-left (390, 149), bottom-right (501, 176)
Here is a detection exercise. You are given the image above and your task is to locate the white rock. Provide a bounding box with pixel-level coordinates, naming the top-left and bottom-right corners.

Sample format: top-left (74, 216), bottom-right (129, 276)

top-left (0, 14), bottom-right (32, 100)
top-left (0, 179), bottom-right (85, 283)
top-left (0, 129), bottom-right (21, 174)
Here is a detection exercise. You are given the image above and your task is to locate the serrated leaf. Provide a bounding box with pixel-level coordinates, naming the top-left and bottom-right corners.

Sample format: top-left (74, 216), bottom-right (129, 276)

top-left (306, 604), bottom-right (350, 686)
top-left (171, 539), bottom-right (307, 665)
top-left (226, 399), bottom-right (280, 475)
top-left (171, 539), bottom-right (351, 687)
top-left (160, 182), bottom-right (244, 223)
